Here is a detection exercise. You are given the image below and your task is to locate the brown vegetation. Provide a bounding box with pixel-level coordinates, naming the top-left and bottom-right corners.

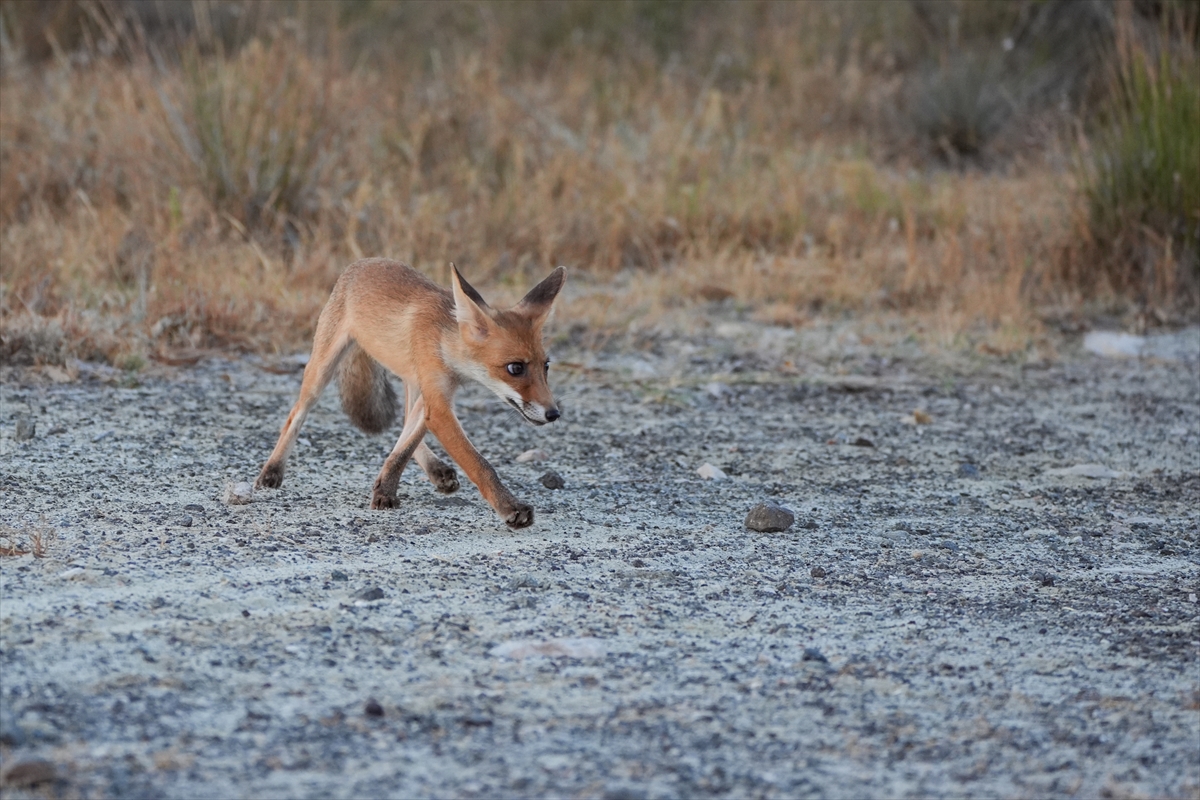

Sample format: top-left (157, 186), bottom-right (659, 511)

top-left (0, 1), bottom-right (1194, 367)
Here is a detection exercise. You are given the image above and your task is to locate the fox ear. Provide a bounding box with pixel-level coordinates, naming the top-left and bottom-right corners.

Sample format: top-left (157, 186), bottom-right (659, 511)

top-left (514, 266), bottom-right (566, 324)
top-left (450, 264), bottom-right (493, 339)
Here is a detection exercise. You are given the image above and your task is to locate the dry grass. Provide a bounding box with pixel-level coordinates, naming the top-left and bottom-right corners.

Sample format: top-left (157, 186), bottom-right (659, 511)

top-left (0, 518), bottom-right (57, 558)
top-left (0, 2), bottom-right (1182, 366)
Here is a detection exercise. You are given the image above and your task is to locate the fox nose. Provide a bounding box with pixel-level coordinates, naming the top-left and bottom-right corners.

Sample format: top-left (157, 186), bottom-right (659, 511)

top-left (545, 408), bottom-right (560, 422)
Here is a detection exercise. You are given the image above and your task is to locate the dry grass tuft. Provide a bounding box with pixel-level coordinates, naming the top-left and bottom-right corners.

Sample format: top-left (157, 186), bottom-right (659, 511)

top-left (0, 518), bottom-right (57, 558)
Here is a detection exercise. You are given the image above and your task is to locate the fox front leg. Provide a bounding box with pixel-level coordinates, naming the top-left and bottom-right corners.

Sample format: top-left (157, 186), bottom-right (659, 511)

top-left (423, 390), bottom-right (533, 529)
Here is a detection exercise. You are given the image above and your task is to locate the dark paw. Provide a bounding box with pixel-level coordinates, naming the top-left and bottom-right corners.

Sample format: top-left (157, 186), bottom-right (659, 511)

top-left (256, 463), bottom-right (284, 489)
top-left (371, 491), bottom-right (400, 510)
top-left (429, 464), bottom-right (460, 495)
top-left (503, 502), bottom-right (534, 529)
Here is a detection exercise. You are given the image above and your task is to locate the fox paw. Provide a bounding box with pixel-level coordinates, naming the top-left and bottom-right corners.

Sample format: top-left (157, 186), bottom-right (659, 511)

top-left (503, 502), bottom-right (534, 529)
top-left (428, 463), bottom-right (460, 495)
top-left (256, 463), bottom-right (284, 489)
top-left (371, 491), bottom-right (400, 510)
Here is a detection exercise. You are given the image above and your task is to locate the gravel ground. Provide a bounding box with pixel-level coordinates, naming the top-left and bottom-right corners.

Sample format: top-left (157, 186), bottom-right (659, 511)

top-left (1, 320), bottom-right (1198, 799)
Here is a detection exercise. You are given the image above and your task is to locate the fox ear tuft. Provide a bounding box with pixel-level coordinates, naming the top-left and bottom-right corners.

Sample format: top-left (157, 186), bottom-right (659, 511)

top-left (515, 266), bottom-right (566, 322)
top-left (450, 264), bottom-right (493, 339)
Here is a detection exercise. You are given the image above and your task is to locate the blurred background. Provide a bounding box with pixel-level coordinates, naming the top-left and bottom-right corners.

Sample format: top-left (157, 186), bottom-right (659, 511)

top-left (1, 0), bottom-right (1196, 366)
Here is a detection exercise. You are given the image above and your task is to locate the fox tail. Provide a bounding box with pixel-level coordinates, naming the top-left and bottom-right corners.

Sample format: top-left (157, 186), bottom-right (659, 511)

top-left (337, 344), bottom-right (397, 434)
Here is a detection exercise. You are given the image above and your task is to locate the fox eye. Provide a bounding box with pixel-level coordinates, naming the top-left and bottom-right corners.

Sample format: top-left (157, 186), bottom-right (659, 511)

top-left (544, 361), bottom-right (550, 374)
top-left (506, 362), bottom-right (525, 376)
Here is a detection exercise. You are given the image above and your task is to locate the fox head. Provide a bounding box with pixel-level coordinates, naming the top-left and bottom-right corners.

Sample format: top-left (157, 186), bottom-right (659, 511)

top-left (450, 264), bottom-right (566, 426)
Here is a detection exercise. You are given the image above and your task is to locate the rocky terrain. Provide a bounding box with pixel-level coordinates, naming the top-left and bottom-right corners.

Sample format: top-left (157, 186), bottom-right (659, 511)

top-left (2, 321), bottom-right (1198, 798)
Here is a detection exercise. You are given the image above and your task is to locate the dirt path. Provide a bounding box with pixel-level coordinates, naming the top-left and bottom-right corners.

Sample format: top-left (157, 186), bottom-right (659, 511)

top-left (2, 322), bottom-right (1198, 799)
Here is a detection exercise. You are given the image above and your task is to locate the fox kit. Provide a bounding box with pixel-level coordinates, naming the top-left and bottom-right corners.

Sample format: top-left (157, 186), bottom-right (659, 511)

top-left (256, 259), bottom-right (565, 529)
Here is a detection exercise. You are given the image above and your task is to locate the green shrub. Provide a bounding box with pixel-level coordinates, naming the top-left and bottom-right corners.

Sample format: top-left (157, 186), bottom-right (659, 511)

top-left (1083, 13), bottom-right (1199, 298)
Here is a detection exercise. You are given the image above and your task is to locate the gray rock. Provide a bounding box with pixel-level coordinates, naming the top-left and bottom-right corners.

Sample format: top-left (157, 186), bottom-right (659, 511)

top-left (540, 471), bottom-right (566, 490)
top-left (14, 415), bottom-right (35, 441)
top-left (223, 482), bottom-right (253, 505)
top-left (802, 646), bottom-right (828, 663)
top-left (745, 502), bottom-right (795, 532)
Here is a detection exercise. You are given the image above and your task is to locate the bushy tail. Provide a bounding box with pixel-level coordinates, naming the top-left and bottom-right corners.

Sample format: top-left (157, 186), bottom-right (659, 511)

top-left (337, 344), bottom-right (397, 434)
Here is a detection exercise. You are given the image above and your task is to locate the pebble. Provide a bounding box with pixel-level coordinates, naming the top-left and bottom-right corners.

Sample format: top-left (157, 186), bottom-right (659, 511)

top-left (696, 463), bottom-right (727, 480)
top-left (356, 587), bottom-right (385, 602)
top-left (851, 437), bottom-right (875, 447)
top-left (14, 415), bottom-right (35, 441)
top-left (540, 471), bottom-right (566, 490)
top-left (516, 448), bottom-right (550, 463)
top-left (810, 566), bottom-right (827, 578)
top-left (958, 463), bottom-right (980, 478)
top-left (802, 647), bottom-right (828, 663)
top-left (331, 570), bottom-right (348, 582)
top-left (491, 637), bottom-right (606, 660)
top-left (180, 515), bottom-right (193, 528)
top-left (744, 502), bottom-right (795, 532)
top-left (1, 758), bottom-right (56, 788)
top-left (364, 699), bottom-right (384, 718)
top-left (223, 482), bottom-right (254, 505)
top-left (1032, 571), bottom-right (1056, 587)
top-left (1044, 464), bottom-right (1127, 479)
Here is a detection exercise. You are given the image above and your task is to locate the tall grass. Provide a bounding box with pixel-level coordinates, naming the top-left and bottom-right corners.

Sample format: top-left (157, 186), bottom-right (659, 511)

top-left (1081, 3), bottom-right (1199, 301)
top-left (160, 38), bottom-right (342, 229)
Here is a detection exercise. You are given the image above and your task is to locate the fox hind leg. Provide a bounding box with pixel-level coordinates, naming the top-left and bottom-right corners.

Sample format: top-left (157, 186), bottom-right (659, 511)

top-left (371, 395), bottom-right (429, 509)
top-left (405, 385), bottom-right (459, 494)
top-left (257, 318), bottom-right (351, 489)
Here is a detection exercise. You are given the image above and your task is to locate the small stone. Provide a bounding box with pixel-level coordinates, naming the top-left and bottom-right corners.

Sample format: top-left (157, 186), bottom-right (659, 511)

top-left (1032, 571), bottom-right (1056, 587)
top-left (1044, 463), bottom-right (1127, 479)
top-left (517, 448), bottom-right (550, 463)
top-left (14, 415), bottom-right (35, 441)
top-left (802, 647), bottom-right (828, 663)
top-left (696, 463), bottom-right (727, 480)
top-left (356, 587), bottom-right (385, 602)
top-left (540, 471), bottom-right (566, 490)
top-left (851, 437), bottom-right (875, 447)
top-left (911, 409), bottom-right (933, 425)
top-left (744, 502), bottom-right (795, 532)
top-left (241, 609), bottom-right (250, 617)
top-left (491, 637), bottom-right (606, 660)
top-left (810, 566), bottom-right (827, 578)
top-left (364, 698), bottom-right (384, 717)
top-left (2, 758), bottom-right (56, 788)
top-left (180, 515), bottom-right (193, 528)
top-left (958, 463), bottom-right (980, 479)
top-left (184, 503), bottom-right (205, 513)
top-left (331, 570), bottom-right (349, 582)
top-left (224, 481), bottom-right (253, 505)
top-left (799, 519), bottom-right (819, 530)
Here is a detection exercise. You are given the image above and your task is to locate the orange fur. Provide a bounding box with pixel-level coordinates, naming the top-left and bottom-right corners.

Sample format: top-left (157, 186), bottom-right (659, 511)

top-left (256, 259), bottom-right (565, 529)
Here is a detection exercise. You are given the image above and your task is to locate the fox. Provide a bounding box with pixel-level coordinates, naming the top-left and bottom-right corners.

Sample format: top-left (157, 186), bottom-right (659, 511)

top-left (255, 258), bottom-right (565, 529)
